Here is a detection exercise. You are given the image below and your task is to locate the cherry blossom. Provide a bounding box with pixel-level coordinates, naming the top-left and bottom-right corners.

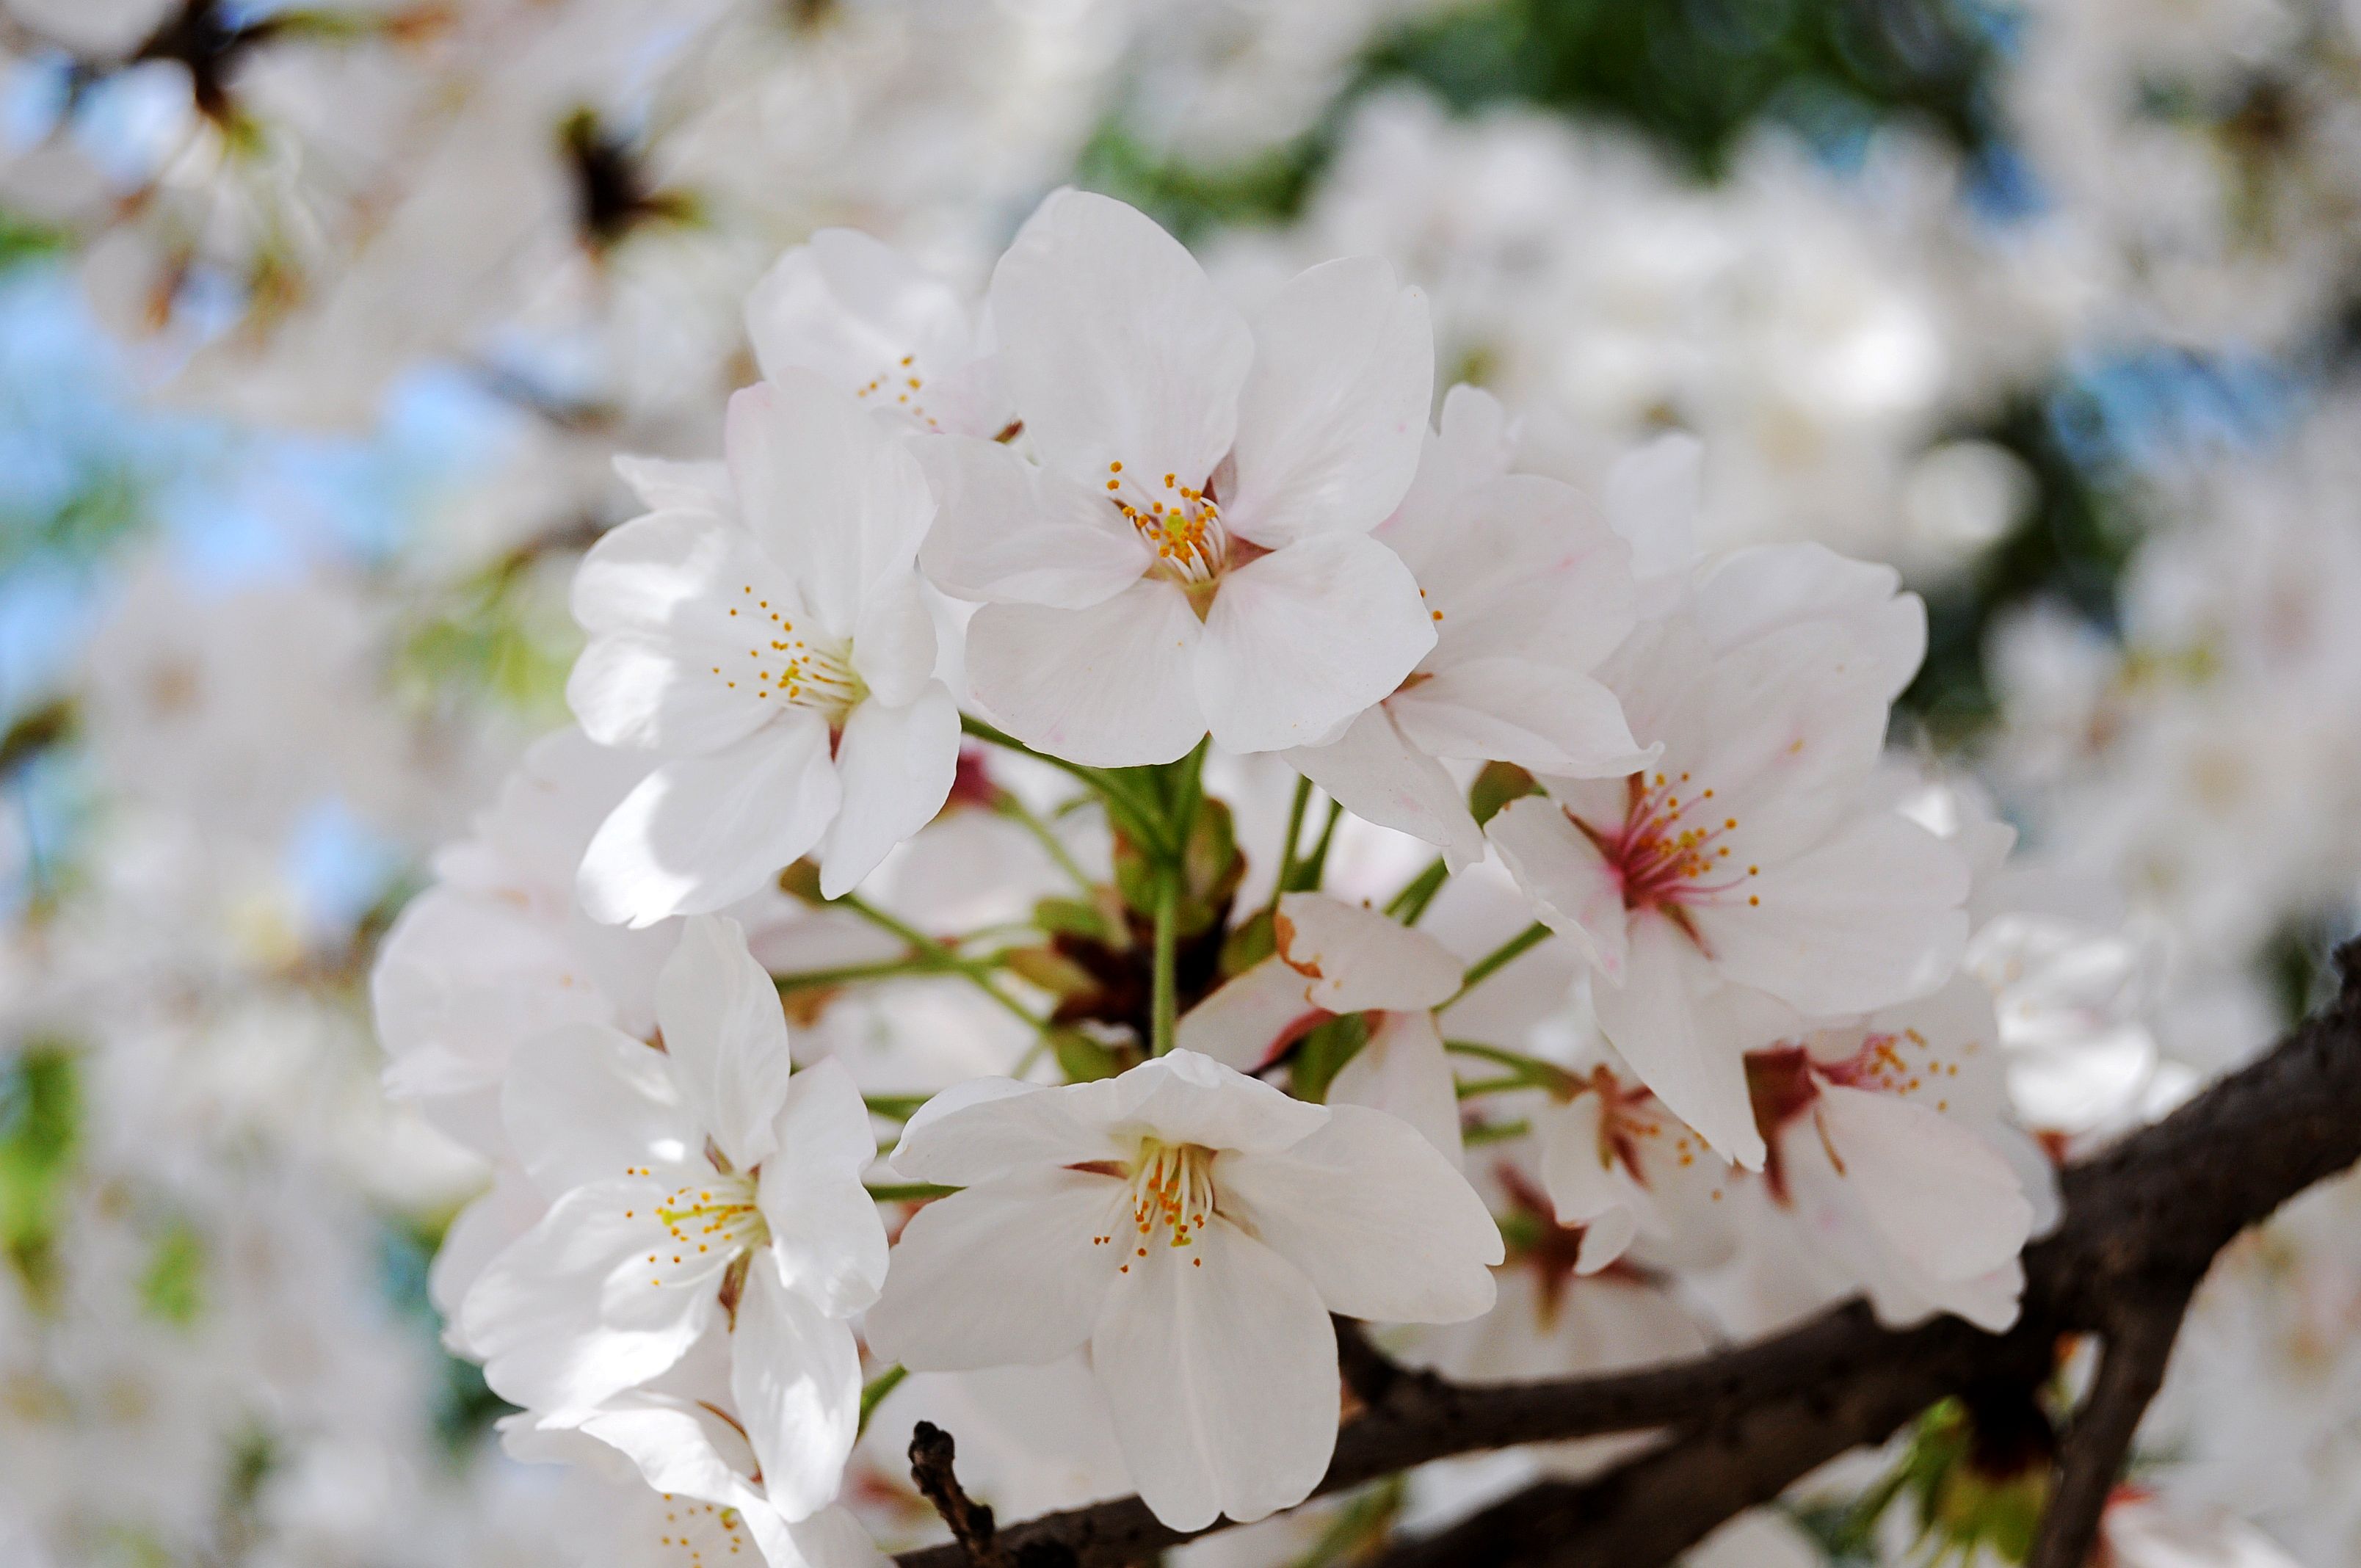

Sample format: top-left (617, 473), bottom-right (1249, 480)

top-left (1487, 578), bottom-right (1970, 1169)
top-left (918, 189), bottom-right (1437, 764)
top-left (1176, 892), bottom-right (1465, 1158)
top-left (863, 1050), bottom-right (1502, 1529)
top-left (569, 369), bottom-right (961, 925)
top-left (1286, 385), bottom-right (1652, 867)
top-left (1746, 979), bottom-right (2045, 1330)
top-left (461, 916), bottom-right (885, 1522)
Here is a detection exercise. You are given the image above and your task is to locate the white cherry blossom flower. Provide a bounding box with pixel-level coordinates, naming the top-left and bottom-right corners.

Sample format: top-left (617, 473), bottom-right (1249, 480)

top-left (1534, 1064), bottom-right (1732, 1277)
top-left (919, 189), bottom-right (1437, 764)
top-left (1178, 891), bottom-right (1467, 1159)
top-left (461, 916), bottom-right (886, 1522)
top-left (570, 369), bottom-right (961, 926)
top-left (1288, 386), bottom-right (1651, 867)
top-left (744, 228), bottom-right (1009, 438)
top-left (515, 1393), bottom-right (888, 1568)
top-left (863, 1049), bottom-right (1501, 1530)
top-left (1487, 603), bottom-right (1969, 1169)
top-left (1748, 979), bottom-right (2042, 1330)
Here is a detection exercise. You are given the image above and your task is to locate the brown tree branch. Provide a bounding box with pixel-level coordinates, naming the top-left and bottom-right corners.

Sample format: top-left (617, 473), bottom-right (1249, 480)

top-left (896, 943), bottom-right (2361, 1568)
top-left (2027, 1289), bottom-right (2194, 1568)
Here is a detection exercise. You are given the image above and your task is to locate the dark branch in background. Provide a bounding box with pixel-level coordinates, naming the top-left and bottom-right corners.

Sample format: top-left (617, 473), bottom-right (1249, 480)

top-left (907, 1422), bottom-right (1010, 1568)
top-left (896, 943), bottom-right (2361, 1568)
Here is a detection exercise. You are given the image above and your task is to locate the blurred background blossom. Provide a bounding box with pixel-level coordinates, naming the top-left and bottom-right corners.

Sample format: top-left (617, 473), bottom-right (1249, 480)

top-left (3, 0), bottom-right (2360, 1561)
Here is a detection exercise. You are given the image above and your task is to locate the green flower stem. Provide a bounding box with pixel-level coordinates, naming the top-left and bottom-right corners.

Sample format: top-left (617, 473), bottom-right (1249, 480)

top-left (772, 956), bottom-right (955, 992)
top-left (1385, 856), bottom-right (1449, 923)
top-left (864, 1183), bottom-right (962, 1202)
top-left (1462, 1117), bottom-right (1533, 1147)
top-left (861, 1093), bottom-right (932, 1122)
top-left (1266, 774), bottom-right (1314, 921)
top-left (833, 893), bottom-right (1048, 1031)
top-left (857, 1365), bottom-right (908, 1437)
top-left (995, 792), bottom-right (1095, 891)
top-left (1150, 865), bottom-right (1180, 1057)
top-left (960, 712), bottom-right (1172, 855)
top-left (1290, 798), bottom-right (1345, 892)
top-left (1443, 1037), bottom-right (1578, 1096)
top-left (1440, 921), bottom-right (1552, 1011)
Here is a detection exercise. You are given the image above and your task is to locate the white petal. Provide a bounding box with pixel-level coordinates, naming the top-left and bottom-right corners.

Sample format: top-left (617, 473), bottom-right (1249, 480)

top-left (962, 580), bottom-right (1205, 767)
top-left (1325, 1010), bottom-right (1464, 1165)
top-left (816, 686), bottom-right (960, 899)
top-left (1286, 705), bottom-right (1484, 870)
top-left (862, 1167), bottom-right (1122, 1368)
top-left (579, 717), bottom-right (842, 929)
top-left (613, 454), bottom-right (732, 515)
top-left (570, 508), bottom-right (784, 639)
top-left (572, 1392), bottom-right (772, 1520)
top-left (1536, 1093), bottom-right (1647, 1272)
top-left (1274, 892), bottom-right (1462, 1014)
top-left (746, 229), bottom-right (973, 403)
top-left (849, 576), bottom-right (937, 709)
top-left (1692, 812), bottom-right (1969, 1016)
top-left (1484, 796), bottom-right (1628, 982)
top-left (1089, 1049), bottom-right (1330, 1153)
top-left (567, 511), bottom-right (804, 754)
top-left (504, 1022), bottom-right (693, 1200)
top-left (734, 1263), bottom-right (864, 1521)
top-left (1813, 1085), bottom-right (2033, 1284)
top-left (726, 374), bottom-right (936, 642)
top-left (462, 1183), bottom-right (711, 1416)
top-left (1592, 916), bottom-right (1766, 1170)
top-left (656, 914), bottom-right (799, 1169)
top-left (1603, 430), bottom-right (1701, 592)
top-left (1391, 661), bottom-right (1648, 778)
top-left (1692, 543), bottom-right (1924, 702)
top-left (1174, 954), bottom-right (1324, 1072)
top-left (1091, 1217), bottom-right (1337, 1529)
top-left (757, 1059), bottom-right (890, 1317)
top-left (430, 1169), bottom-right (545, 1349)
top-left (991, 189), bottom-right (1251, 486)
top-left (888, 1079), bottom-right (1127, 1185)
top-left (1197, 534), bottom-right (1434, 755)
top-left (1225, 257), bottom-right (1431, 548)
top-left (1412, 476), bottom-right (1638, 673)
top-left (1217, 1103), bottom-right (1499, 1323)
top-left (915, 437), bottom-right (1150, 609)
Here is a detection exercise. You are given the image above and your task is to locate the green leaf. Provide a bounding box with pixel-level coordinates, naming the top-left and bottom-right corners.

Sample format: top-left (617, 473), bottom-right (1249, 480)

top-left (0, 1045), bottom-right (81, 1307)
top-left (139, 1219), bottom-right (206, 1329)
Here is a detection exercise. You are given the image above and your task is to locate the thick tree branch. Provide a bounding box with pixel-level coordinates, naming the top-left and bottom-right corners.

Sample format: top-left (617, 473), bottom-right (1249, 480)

top-left (896, 943), bottom-right (2361, 1568)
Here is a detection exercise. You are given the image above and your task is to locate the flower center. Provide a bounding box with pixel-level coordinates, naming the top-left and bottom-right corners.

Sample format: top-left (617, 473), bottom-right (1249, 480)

top-left (854, 351), bottom-right (941, 429)
top-left (1095, 1138), bottom-right (1216, 1272)
top-left (719, 584), bottom-right (867, 720)
top-left (1600, 769), bottom-right (1759, 912)
top-left (1102, 460), bottom-right (1229, 588)
top-left (629, 1166), bottom-right (768, 1287)
top-left (651, 1495), bottom-right (750, 1566)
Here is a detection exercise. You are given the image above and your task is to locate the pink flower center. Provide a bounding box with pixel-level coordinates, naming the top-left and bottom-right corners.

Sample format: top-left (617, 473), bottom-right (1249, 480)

top-left (1595, 769), bottom-right (1760, 913)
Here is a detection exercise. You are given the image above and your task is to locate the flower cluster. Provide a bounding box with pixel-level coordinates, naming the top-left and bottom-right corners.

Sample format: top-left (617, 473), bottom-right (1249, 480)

top-left (12, 3), bottom-right (2361, 1562)
top-left (368, 189), bottom-right (2128, 1564)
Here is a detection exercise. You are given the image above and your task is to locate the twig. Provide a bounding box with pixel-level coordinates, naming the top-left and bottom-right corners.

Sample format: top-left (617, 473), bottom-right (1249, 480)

top-left (893, 941), bottom-right (2361, 1568)
top-left (909, 1421), bottom-right (1012, 1568)
top-left (2028, 1290), bottom-right (2194, 1568)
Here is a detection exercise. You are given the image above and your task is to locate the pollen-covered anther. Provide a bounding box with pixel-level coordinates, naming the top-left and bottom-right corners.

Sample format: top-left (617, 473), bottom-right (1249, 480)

top-left (1111, 1138), bottom-right (1218, 1264)
top-left (1103, 458), bottom-right (1229, 584)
